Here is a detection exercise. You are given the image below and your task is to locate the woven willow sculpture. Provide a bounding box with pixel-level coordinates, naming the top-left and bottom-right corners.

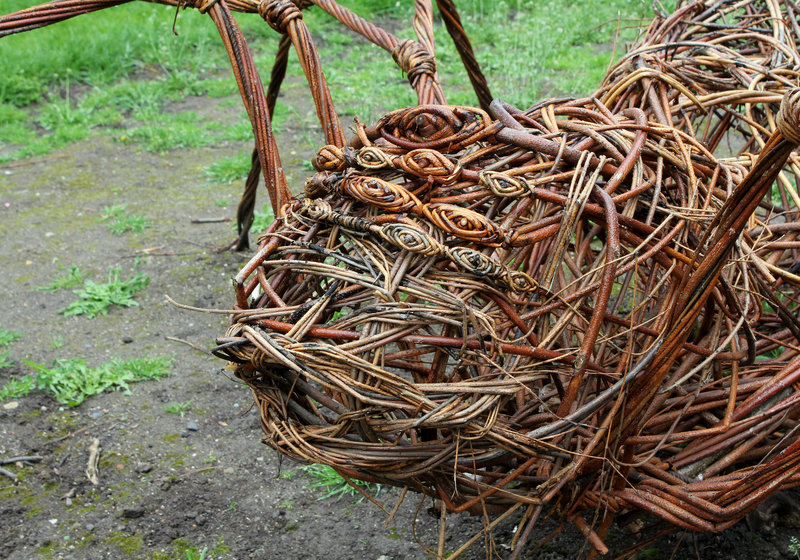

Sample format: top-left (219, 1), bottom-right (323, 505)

top-left (4, 0), bottom-right (800, 557)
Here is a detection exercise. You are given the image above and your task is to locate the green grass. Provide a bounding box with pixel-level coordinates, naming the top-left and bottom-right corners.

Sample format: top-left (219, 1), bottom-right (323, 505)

top-left (184, 547), bottom-right (207, 560)
top-left (300, 463), bottom-right (380, 502)
top-left (0, 328), bottom-right (22, 371)
top-left (0, 375), bottom-right (34, 401)
top-left (0, 352), bottom-right (14, 370)
top-left (61, 267), bottom-right (150, 318)
top-left (122, 111), bottom-right (221, 152)
top-left (0, 1), bottom-right (669, 162)
top-left (288, 0), bottom-right (668, 121)
top-left (790, 536), bottom-right (800, 559)
top-left (163, 400), bottom-right (192, 417)
top-left (173, 540), bottom-right (209, 560)
top-left (0, 328), bottom-right (22, 347)
top-left (219, 115), bottom-right (255, 143)
top-left (25, 355), bottom-right (173, 406)
top-left (0, 2), bottom-right (226, 107)
top-left (37, 265), bottom-right (87, 292)
top-left (231, 203), bottom-right (276, 235)
top-left (101, 204), bottom-right (152, 235)
top-left (251, 204), bottom-right (275, 234)
top-left (204, 154), bottom-right (252, 184)
top-left (0, 3), bottom-right (257, 161)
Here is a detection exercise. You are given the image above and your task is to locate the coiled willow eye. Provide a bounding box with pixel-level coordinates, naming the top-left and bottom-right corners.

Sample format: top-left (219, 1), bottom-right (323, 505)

top-left (400, 149), bottom-right (461, 183)
top-left (446, 247), bottom-right (503, 277)
top-left (424, 204), bottom-right (503, 246)
top-left (303, 199), bottom-right (333, 221)
top-left (479, 170), bottom-right (531, 198)
top-left (313, 144), bottom-right (347, 172)
top-left (356, 146), bottom-right (393, 169)
top-left (505, 270), bottom-right (539, 292)
top-left (340, 176), bottom-right (420, 214)
top-left (379, 223), bottom-right (443, 256)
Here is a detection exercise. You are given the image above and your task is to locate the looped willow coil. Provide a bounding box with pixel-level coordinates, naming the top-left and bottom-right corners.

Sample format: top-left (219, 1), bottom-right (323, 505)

top-left (338, 175), bottom-right (421, 213)
top-left (354, 146), bottom-right (394, 170)
top-left (479, 170), bottom-right (532, 198)
top-left (399, 149), bottom-right (461, 182)
top-left (378, 222), bottom-right (443, 256)
top-left (423, 203), bottom-right (504, 246)
top-left (376, 105), bottom-right (490, 151)
top-left (312, 144), bottom-right (357, 172)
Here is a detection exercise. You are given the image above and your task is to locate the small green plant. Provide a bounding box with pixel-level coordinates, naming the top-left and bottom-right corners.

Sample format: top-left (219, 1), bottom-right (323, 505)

top-left (329, 308), bottom-right (348, 323)
top-left (173, 539), bottom-right (209, 560)
top-left (300, 463), bottom-right (380, 502)
top-left (61, 267), bottom-right (149, 318)
top-left (278, 469), bottom-right (297, 481)
top-left (102, 204), bottom-right (151, 235)
top-left (790, 536), bottom-right (800, 559)
top-left (25, 355), bottom-right (172, 406)
top-left (203, 454), bottom-right (217, 465)
top-left (163, 400), bottom-right (192, 417)
top-left (184, 547), bottom-right (207, 560)
top-left (251, 204), bottom-right (275, 234)
top-left (279, 499), bottom-right (294, 510)
top-left (0, 375), bottom-right (34, 401)
top-left (0, 328), bottom-right (21, 371)
top-left (50, 335), bottom-right (65, 349)
top-left (38, 82), bottom-right (94, 131)
top-left (0, 351), bottom-right (13, 370)
top-left (0, 328), bottom-right (22, 347)
top-left (37, 265), bottom-right (87, 292)
top-left (204, 154), bottom-right (251, 184)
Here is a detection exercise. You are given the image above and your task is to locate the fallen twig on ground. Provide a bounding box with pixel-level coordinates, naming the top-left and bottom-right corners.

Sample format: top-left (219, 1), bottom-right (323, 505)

top-left (85, 437), bottom-right (100, 485)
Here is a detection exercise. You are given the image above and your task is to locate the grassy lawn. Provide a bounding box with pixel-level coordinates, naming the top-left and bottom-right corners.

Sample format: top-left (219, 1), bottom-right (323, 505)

top-left (0, 0), bottom-right (667, 163)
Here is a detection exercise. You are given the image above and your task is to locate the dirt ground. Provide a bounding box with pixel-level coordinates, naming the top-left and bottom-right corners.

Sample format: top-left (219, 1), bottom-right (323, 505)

top-left (2, 95), bottom-right (800, 560)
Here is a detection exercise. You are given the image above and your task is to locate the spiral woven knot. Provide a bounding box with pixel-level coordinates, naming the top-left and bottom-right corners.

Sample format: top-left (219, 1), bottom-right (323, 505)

top-left (376, 105), bottom-right (489, 152)
top-left (446, 247), bottom-right (503, 277)
top-left (379, 223), bottom-right (443, 256)
top-left (356, 146), bottom-right (394, 170)
top-left (504, 270), bottom-right (539, 292)
top-left (479, 170), bottom-right (532, 198)
top-left (258, 0), bottom-right (303, 33)
top-left (339, 175), bottom-right (421, 213)
top-left (303, 198), bottom-right (333, 221)
top-left (777, 88), bottom-right (800, 145)
top-left (313, 145), bottom-right (356, 172)
top-left (392, 39), bottom-right (437, 86)
top-left (399, 149), bottom-right (461, 183)
top-left (424, 203), bottom-right (503, 246)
